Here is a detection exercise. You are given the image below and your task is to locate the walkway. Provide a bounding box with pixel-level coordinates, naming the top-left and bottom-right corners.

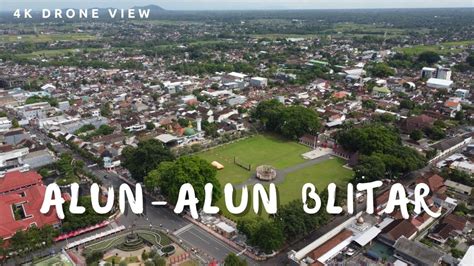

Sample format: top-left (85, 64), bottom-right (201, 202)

top-left (235, 154), bottom-right (333, 189)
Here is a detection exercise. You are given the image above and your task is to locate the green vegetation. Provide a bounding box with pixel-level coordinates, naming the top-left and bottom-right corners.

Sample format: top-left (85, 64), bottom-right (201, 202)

top-left (336, 123), bottom-right (427, 181)
top-left (0, 33), bottom-right (97, 43)
top-left (224, 253), bottom-right (248, 266)
top-left (25, 95), bottom-right (58, 107)
top-left (397, 40), bottom-right (474, 56)
top-left (122, 139), bottom-right (175, 181)
top-left (62, 196), bottom-right (109, 233)
top-left (198, 134), bottom-right (310, 185)
top-left (145, 156), bottom-right (221, 207)
top-left (252, 99), bottom-right (321, 140)
top-left (10, 225), bottom-right (58, 256)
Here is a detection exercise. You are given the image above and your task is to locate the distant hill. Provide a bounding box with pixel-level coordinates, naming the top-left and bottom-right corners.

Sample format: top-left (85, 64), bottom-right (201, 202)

top-left (132, 4), bottom-right (165, 11)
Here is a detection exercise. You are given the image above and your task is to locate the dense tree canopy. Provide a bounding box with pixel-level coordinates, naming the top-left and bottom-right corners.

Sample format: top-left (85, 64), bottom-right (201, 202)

top-left (145, 156), bottom-right (221, 206)
top-left (336, 123), bottom-right (426, 179)
top-left (122, 139), bottom-right (175, 181)
top-left (335, 124), bottom-right (401, 155)
top-left (237, 218), bottom-right (284, 254)
top-left (252, 100), bottom-right (321, 139)
top-left (366, 62), bottom-right (396, 78)
top-left (417, 51), bottom-right (441, 65)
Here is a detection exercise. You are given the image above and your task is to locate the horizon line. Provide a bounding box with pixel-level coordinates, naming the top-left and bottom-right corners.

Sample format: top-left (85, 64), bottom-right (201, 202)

top-left (1, 6), bottom-right (474, 12)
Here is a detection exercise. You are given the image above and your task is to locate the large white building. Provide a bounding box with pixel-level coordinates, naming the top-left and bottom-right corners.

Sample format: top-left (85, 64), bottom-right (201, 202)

top-left (427, 78), bottom-right (453, 91)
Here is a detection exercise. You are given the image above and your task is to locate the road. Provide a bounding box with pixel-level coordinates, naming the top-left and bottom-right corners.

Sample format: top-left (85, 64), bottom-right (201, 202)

top-left (27, 126), bottom-right (244, 264)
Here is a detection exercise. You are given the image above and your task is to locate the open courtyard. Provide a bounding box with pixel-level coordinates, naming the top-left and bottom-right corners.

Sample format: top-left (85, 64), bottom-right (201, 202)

top-left (198, 134), bottom-right (353, 220)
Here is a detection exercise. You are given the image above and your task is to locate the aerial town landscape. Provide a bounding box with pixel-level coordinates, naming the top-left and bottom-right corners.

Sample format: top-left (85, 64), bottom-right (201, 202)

top-left (0, 2), bottom-right (473, 266)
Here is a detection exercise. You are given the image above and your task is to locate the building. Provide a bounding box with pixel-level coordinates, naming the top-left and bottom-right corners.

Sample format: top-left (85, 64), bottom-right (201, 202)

top-left (459, 245), bottom-right (474, 266)
top-left (393, 237), bottom-right (444, 265)
top-left (372, 86), bottom-right (391, 98)
top-left (426, 78), bottom-right (453, 91)
top-left (379, 219), bottom-right (418, 246)
top-left (0, 117), bottom-right (12, 132)
top-left (444, 180), bottom-right (472, 195)
top-left (455, 89), bottom-right (470, 100)
top-left (436, 67), bottom-right (452, 80)
top-left (249, 77), bottom-right (268, 87)
top-left (430, 134), bottom-right (472, 163)
top-left (421, 67), bottom-right (437, 79)
top-left (0, 171), bottom-right (61, 241)
top-left (400, 114), bottom-right (435, 134)
top-left (0, 147), bottom-right (29, 175)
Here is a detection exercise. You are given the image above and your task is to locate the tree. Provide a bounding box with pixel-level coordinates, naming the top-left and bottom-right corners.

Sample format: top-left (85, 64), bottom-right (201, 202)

top-left (149, 156), bottom-right (221, 206)
top-left (253, 100), bottom-right (321, 139)
top-left (362, 100), bottom-right (377, 110)
top-left (279, 106), bottom-right (321, 139)
top-left (467, 53), bottom-right (474, 67)
top-left (367, 62), bottom-right (395, 78)
top-left (238, 218), bottom-right (284, 254)
top-left (354, 155), bottom-right (386, 182)
top-left (11, 118), bottom-right (19, 128)
top-left (100, 102), bottom-right (112, 117)
top-left (335, 124), bottom-right (400, 155)
top-left (145, 122), bottom-right (156, 130)
top-left (153, 255), bottom-right (166, 266)
top-left (122, 139), bottom-right (175, 181)
top-left (224, 253), bottom-right (248, 266)
top-left (417, 51), bottom-right (440, 65)
top-left (410, 129), bottom-right (423, 141)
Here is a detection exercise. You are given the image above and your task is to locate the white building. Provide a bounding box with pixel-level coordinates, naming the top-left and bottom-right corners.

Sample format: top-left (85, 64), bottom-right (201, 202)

top-left (421, 67), bottom-right (437, 79)
top-left (436, 67), bottom-right (452, 80)
top-left (427, 78), bottom-right (453, 91)
top-left (0, 147), bottom-right (29, 175)
top-left (0, 117), bottom-right (12, 132)
top-left (455, 89), bottom-right (470, 100)
top-left (249, 77), bottom-right (268, 87)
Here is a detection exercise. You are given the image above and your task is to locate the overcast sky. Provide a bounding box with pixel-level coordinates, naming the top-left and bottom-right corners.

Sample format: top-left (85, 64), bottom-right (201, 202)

top-left (1, 0), bottom-right (472, 11)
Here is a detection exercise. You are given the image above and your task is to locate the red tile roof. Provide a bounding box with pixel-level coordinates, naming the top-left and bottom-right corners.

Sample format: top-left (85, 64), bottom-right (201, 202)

top-left (0, 171), bottom-right (43, 194)
top-left (442, 214), bottom-right (467, 231)
top-left (416, 174), bottom-right (446, 194)
top-left (0, 171), bottom-right (60, 240)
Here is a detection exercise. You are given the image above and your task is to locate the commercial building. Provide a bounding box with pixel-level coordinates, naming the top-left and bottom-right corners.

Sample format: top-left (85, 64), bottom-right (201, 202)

top-left (0, 170), bottom-right (61, 240)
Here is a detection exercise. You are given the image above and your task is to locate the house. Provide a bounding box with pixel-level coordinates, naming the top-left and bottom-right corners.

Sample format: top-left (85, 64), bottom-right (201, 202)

top-left (393, 236), bottom-right (444, 266)
top-left (444, 180), bottom-right (472, 195)
top-left (430, 134), bottom-right (472, 162)
top-left (443, 98), bottom-right (462, 118)
top-left (249, 77), bottom-right (268, 87)
top-left (400, 115), bottom-right (435, 134)
top-left (0, 171), bottom-right (61, 241)
top-left (455, 89), bottom-right (470, 100)
top-left (415, 174), bottom-right (446, 195)
top-left (428, 213), bottom-right (467, 244)
top-left (372, 86), bottom-right (391, 98)
top-left (379, 219), bottom-right (418, 246)
top-left (0, 117), bottom-right (12, 132)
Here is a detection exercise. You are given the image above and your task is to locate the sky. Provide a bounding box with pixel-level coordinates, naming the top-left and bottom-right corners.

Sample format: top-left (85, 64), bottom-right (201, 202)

top-left (0, 0), bottom-right (472, 11)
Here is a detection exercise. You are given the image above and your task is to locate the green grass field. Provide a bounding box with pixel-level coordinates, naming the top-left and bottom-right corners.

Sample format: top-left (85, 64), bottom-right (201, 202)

top-left (198, 134), bottom-right (353, 221)
top-left (198, 134), bottom-right (311, 185)
top-left (397, 40), bottom-right (474, 55)
top-left (0, 33), bottom-right (97, 43)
